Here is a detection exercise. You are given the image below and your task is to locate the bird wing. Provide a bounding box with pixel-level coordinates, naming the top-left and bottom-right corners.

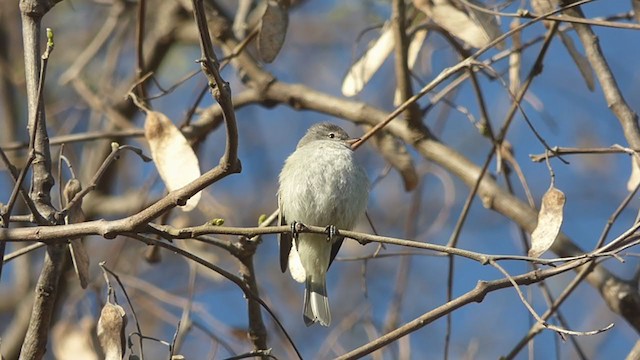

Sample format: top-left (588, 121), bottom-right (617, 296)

top-left (328, 236), bottom-right (344, 270)
top-left (278, 195), bottom-right (292, 273)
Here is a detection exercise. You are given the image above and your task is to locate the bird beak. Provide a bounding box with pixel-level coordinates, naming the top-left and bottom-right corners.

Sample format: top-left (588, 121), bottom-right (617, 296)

top-left (346, 138), bottom-right (360, 149)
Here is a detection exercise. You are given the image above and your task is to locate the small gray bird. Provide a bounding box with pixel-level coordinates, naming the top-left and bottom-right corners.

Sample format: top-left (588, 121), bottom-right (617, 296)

top-left (278, 123), bottom-right (369, 327)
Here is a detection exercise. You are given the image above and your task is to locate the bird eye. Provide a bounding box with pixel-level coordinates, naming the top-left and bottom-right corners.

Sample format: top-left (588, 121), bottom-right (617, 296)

top-left (328, 133), bottom-right (335, 139)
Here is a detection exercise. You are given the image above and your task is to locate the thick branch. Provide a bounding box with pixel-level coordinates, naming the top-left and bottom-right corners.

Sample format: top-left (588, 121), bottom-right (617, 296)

top-left (391, 0), bottom-right (421, 126)
top-left (18, 1), bottom-right (63, 358)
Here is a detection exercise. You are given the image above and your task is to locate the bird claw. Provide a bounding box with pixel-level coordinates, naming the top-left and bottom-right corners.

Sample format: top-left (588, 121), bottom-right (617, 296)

top-left (324, 225), bottom-right (337, 242)
top-left (291, 221), bottom-right (306, 240)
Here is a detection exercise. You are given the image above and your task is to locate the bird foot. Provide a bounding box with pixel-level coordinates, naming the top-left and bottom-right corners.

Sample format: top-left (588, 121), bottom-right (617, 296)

top-left (324, 225), bottom-right (337, 242)
top-left (291, 221), bottom-right (306, 240)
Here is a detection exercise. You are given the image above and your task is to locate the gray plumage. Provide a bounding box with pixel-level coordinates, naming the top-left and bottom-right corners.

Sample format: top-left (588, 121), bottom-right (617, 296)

top-left (278, 123), bottom-right (369, 327)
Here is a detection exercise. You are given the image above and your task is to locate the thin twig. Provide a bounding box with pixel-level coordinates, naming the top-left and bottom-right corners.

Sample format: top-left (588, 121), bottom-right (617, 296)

top-left (530, 145), bottom-right (640, 162)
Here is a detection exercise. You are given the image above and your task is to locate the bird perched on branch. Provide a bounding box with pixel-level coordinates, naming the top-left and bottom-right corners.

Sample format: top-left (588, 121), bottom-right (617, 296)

top-left (278, 122), bottom-right (369, 326)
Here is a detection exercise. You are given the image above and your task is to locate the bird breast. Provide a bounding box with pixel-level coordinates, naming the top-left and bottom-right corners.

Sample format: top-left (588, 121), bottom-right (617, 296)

top-left (279, 141), bottom-right (369, 230)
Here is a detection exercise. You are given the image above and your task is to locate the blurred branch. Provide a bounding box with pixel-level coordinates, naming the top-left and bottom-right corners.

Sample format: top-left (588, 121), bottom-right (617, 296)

top-left (353, 0), bottom-right (594, 148)
top-left (0, 128), bottom-right (145, 151)
top-left (558, 1), bottom-right (640, 149)
top-left (391, 0), bottom-right (421, 127)
top-left (626, 340), bottom-right (640, 360)
top-left (134, 0), bottom-right (148, 105)
top-left (1, 296), bottom-right (34, 359)
top-left (58, 0), bottom-right (127, 84)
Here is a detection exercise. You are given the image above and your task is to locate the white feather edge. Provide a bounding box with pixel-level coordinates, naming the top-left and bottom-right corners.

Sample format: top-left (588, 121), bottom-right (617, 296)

top-left (288, 241), bottom-right (306, 283)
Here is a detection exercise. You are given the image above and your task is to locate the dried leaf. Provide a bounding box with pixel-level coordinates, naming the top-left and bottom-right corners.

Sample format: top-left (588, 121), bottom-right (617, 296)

top-left (144, 111), bottom-right (202, 212)
top-left (63, 179), bottom-right (83, 216)
top-left (97, 302), bottom-right (127, 360)
top-left (627, 157), bottom-right (640, 191)
top-left (64, 179), bottom-right (90, 289)
top-left (258, 0), bottom-right (289, 63)
top-left (342, 24), bottom-right (395, 97)
top-left (414, 0), bottom-right (503, 49)
top-left (529, 186), bottom-right (566, 258)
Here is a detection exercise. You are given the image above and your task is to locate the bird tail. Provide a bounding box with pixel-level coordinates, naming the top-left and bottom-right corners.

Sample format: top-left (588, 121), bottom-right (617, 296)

top-left (303, 276), bottom-right (331, 327)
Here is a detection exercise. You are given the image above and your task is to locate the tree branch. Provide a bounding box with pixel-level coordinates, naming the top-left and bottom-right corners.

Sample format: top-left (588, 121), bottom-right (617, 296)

top-left (18, 1), bottom-right (63, 358)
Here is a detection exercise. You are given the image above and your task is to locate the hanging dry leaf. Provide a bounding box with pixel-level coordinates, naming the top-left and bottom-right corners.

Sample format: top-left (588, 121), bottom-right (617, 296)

top-left (342, 24), bottom-right (395, 97)
top-left (413, 0), bottom-right (503, 49)
top-left (258, 0), bottom-right (289, 63)
top-left (53, 317), bottom-right (99, 360)
top-left (529, 186), bottom-right (566, 258)
top-left (144, 111), bottom-right (202, 212)
top-left (627, 156), bottom-right (640, 191)
top-left (97, 302), bottom-right (127, 360)
top-left (64, 178), bottom-right (90, 289)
